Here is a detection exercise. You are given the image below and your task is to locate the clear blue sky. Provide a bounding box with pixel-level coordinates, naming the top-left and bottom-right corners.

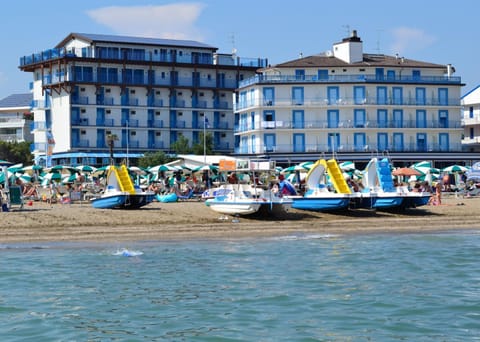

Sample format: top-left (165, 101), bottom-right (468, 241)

top-left (1, 0), bottom-right (478, 99)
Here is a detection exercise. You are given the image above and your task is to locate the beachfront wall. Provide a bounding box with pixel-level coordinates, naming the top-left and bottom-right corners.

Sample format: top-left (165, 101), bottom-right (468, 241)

top-left (20, 33), bottom-right (267, 166)
top-left (234, 30), bottom-right (465, 163)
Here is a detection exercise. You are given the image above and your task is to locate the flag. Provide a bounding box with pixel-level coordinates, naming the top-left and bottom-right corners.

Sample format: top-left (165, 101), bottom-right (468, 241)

top-left (204, 117), bottom-right (210, 128)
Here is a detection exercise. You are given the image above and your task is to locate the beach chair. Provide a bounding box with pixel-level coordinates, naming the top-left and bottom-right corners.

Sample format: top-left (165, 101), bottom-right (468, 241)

top-left (8, 186), bottom-right (24, 210)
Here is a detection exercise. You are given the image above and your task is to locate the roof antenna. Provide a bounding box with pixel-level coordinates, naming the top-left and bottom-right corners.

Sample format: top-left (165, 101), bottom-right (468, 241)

top-left (376, 29), bottom-right (384, 54)
top-left (342, 24), bottom-right (350, 37)
top-left (230, 33), bottom-right (237, 56)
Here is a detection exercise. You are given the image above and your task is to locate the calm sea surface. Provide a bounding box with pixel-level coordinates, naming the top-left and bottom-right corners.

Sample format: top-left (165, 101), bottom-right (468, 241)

top-left (1, 230), bottom-right (479, 341)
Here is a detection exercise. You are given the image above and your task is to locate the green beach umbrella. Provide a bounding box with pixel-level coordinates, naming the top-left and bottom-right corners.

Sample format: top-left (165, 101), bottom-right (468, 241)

top-left (49, 165), bottom-right (78, 174)
top-left (75, 165), bottom-right (97, 173)
top-left (192, 165), bottom-right (219, 173)
top-left (339, 161), bottom-right (356, 171)
top-left (441, 165), bottom-right (469, 174)
top-left (148, 164), bottom-right (181, 173)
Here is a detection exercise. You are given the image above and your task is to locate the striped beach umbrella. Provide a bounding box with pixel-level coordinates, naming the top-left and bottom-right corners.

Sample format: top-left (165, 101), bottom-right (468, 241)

top-left (441, 165), bottom-right (469, 174)
top-left (339, 161), bottom-right (356, 171)
top-left (75, 165), bottom-right (97, 173)
top-left (148, 164), bottom-right (181, 173)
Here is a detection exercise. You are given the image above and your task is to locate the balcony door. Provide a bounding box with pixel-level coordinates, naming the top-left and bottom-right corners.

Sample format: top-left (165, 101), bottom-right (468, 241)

top-left (293, 133), bottom-right (305, 152)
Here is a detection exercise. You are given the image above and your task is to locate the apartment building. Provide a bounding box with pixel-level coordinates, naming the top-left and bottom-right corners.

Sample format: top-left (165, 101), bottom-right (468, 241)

top-left (234, 30), bottom-right (467, 166)
top-left (19, 33), bottom-right (266, 166)
top-left (461, 85), bottom-right (480, 153)
top-left (0, 93), bottom-right (33, 143)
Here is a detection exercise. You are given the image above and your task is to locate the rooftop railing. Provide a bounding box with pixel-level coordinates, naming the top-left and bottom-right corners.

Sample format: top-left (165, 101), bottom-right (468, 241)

top-left (19, 47), bottom-right (268, 68)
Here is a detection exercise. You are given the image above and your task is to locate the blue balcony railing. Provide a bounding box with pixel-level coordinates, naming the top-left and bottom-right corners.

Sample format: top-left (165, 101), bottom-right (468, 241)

top-left (239, 74), bottom-right (461, 88)
top-left (19, 46), bottom-right (267, 68)
top-left (234, 96), bottom-right (461, 111)
top-left (235, 119), bottom-right (463, 132)
top-left (235, 141), bottom-right (463, 154)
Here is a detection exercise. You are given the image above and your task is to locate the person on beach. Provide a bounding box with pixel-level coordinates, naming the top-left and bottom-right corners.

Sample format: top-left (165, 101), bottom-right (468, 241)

top-left (227, 172), bottom-right (238, 184)
top-left (428, 182), bottom-right (442, 205)
top-left (278, 174), bottom-right (296, 196)
top-left (48, 182), bottom-right (58, 204)
top-left (435, 181), bottom-right (442, 205)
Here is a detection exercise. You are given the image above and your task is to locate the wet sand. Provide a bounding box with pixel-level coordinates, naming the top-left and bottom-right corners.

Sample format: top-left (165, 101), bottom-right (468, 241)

top-left (1, 194), bottom-right (479, 243)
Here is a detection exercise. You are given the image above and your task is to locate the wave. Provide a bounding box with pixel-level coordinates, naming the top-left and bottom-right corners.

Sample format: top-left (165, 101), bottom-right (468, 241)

top-left (112, 248), bottom-right (144, 257)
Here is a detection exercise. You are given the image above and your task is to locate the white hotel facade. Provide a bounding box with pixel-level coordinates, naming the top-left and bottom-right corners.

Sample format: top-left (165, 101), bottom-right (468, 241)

top-left (461, 85), bottom-right (480, 153)
top-left (234, 31), bottom-right (468, 166)
top-left (19, 33), bottom-right (266, 167)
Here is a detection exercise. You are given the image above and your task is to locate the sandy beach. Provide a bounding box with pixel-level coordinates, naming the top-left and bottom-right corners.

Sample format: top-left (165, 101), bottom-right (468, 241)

top-left (1, 194), bottom-right (479, 243)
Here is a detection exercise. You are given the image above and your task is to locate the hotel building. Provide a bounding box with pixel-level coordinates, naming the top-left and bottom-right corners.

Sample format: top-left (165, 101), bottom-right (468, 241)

top-left (461, 86), bottom-right (480, 153)
top-left (234, 30), bottom-right (468, 167)
top-left (19, 33), bottom-right (266, 166)
top-left (0, 93), bottom-right (33, 143)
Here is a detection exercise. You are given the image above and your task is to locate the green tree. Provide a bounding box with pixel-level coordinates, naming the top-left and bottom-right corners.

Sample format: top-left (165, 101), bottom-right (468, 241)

top-left (0, 141), bottom-right (33, 165)
top-left (137, 151), bottom-right (171, 168)
top-left (171, 135), bottom-right (192, 154)
top-left (192, 132), bottom-right (214, 155)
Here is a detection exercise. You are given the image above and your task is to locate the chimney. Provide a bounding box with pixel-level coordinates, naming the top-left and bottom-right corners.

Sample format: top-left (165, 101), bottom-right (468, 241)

top-left (332, 29), bottom-right (363, 63)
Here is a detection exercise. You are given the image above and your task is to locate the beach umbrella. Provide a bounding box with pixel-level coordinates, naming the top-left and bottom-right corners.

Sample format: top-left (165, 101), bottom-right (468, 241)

top-left (42, 172), bottom-right (62, 181)
top-left (392, 167), bottom-right (421, 177)
top-left (16, 174), bottom-right (32, 183)
top-left (0, 159), bottom-right (13, 166)
top-left (466, 162), bottom-right (480, 182)
top-left (92, 165), bottom-right (109, 175)
top-left (48, 165), bottom-right (78, 174)
top-left (62, 174), bottom-right (78, 184)
top-left (75, 165), bottom-right (97, 173)
top-left (192, 165), bottom-right (219, 173)
top-left (441, 165), bottom-right (469, 174)
top-left (7, 163), bottom-right (24, 173)
top-left (21, 164), bottom-right (43, 175)
top-left (281, 163), bottom-right (312, 174)
top-left (339, 161), bottom-right (356, 171)
top-left (128, 166), bottom-right (148, 175)
top-left (410, 161), bottom-right (432, 169)
top-left (148, 164), bottom-right (181, 173)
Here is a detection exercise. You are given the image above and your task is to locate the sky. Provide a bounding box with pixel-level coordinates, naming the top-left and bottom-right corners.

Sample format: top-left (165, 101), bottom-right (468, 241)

top-left (1, 0), bottom-right (479, 100)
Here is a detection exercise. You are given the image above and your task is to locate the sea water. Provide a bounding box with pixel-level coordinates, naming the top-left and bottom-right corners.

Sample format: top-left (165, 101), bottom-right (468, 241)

top-left (0, 231), bottom-right (479, 341)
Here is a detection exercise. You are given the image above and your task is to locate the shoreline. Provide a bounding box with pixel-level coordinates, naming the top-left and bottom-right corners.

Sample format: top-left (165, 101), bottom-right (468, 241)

top-left (1, 194), bottom-right (479, 243)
